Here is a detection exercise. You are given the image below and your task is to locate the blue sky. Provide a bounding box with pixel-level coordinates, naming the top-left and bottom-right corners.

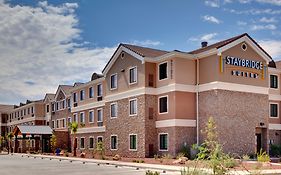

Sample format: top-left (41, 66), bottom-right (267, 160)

top-left (1, 0), bottom-right (281, 104)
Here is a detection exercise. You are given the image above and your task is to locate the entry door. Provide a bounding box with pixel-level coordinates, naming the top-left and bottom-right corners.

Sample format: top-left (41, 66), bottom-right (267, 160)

top-left (148, 144), bottom-right (154, 158)
top-left (256, 133), bottom-right (262, 153)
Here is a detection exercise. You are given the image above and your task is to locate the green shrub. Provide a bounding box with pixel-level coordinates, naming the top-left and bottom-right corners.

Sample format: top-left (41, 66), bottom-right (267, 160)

top-left (224, 157), bottom-right (237, 168)
top-left (178, 144), bottom-right (190, 158)
top-left (242, 154), bottom-right (250, 161)
top-left (270, 144), bottom-right (281, 157)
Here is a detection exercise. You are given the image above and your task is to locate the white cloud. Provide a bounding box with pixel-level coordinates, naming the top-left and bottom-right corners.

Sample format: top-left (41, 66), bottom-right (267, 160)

top-left (238, 0), bottom-right (252, 3)
top-left (189, 33), bottom-right (218, 43)
top-left (259, 40), bottom-right (281, 59)
top-left (259, 17), bottom-right (278, 23)
top-left (224, 8), bottom-right (281, 15)
top-left (0, 1), bottom-right (117, 104)
top-left (130, 40), bottom-right (162, 47)
top-left (250, 24), bottom-right (277, 30)
top-left (204, 0), bottom-right (220, 7)
top-left (202, 15), bottom-right (222, 24)
top-left (256, 0), bottom-right (281, 6)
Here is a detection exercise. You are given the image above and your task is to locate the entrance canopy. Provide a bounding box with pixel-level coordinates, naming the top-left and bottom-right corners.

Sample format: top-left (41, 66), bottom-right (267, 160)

top-left (13, 125), bottom-right (53, 136)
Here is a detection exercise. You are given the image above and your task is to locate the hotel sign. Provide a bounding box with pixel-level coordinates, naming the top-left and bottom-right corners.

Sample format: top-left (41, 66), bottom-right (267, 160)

top-left (219, 56), bottom-right (266, 79)
top-left (225, 56), bottom-right (263, 70)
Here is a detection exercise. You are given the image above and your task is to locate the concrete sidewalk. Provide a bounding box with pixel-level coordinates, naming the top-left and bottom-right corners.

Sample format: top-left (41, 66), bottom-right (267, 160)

top-left (11, 153), bottom-right (281, 175)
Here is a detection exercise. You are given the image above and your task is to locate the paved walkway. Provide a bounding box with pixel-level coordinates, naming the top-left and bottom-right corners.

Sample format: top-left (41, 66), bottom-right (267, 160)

top-left (6, 153), bottom-right (281, 174)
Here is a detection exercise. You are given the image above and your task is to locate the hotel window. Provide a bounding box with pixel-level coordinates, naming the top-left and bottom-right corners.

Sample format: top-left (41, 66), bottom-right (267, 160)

top-left (80, 90), bottom-right (85, 101)
top-left (46, 105), bottom-right (50, 113)
top-left (97, 109), bottom-right (103, 124)
top-left (51, 103), bottom-right (55, 112)
top-left (24, 109), bottom-right (26, 115)
top-left (270, 75), bottom-right (278, 89)
top-left (89, 137), bottom-right (94, 149)
top-left (80, 138), bottom-right (85, 149)
top-left (68, 117), bottom-right (72, 124)
top-left (67, 99), bottom-right (71, 108)
top-left (80, 112), bottom-right (85, 123)
top-left (97, 136), bottom-right (103, 143)
top-left (56, 102), bottom-right (59, 111)
top-left (89, 111), bottom-right (94, 123)
top-left (62, 118), bottom-right (66, 128)
top-left (110, 74), bottom-right (117, 89)
top-left (110, 103), bottom-right (117, 118)
top-left (73, 113), bottom-right (78, 122)
top-left (270, 103), bottom-right (278, 118)
top-left (129, 99), bottom-right (137, 116)
top-left (27, 108), bottom-right (30, 114)
top-left (129, 134), bottom-right (137, 150)
top-left (110, 135), bottom-right (118, 150)
top-left (159, 133), bottom-right (168, 151)
top-left (52, 120), bottom-right (55, 129)
top-left (56, 120), bottom-right (60, 128)
top-left (31, 107), bottom-right (34, 114)
top-left (159, 62), bottom-right (168, 80)
top-left (62, 100), bottom-right (65, 109)
top-left (73, 92), bottom-right (77, 103)
top-left (159, 96), bottom-right (168, 114)
top-left (97, 84), bottom-right (102, 97)
top-left (129, 67), bottom-right (137, 84)
top-left (89, 87), bottom-right (94, 98)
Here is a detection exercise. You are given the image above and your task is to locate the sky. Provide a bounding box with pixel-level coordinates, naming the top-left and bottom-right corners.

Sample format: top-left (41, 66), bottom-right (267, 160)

top-left (1, 0), bottom-right (281, 104)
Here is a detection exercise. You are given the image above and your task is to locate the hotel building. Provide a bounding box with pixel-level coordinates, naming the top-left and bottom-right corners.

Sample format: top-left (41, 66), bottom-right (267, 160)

top-left (1, 33), bottom-right (281, 158)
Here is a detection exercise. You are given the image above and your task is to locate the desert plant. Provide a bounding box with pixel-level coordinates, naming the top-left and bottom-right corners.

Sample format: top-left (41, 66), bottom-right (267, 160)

top-left (257, 149), bottom-right (270, 162)
top-left (179, 144), bottom-right (190, 158)
top-left (69, 122), bottom-right (78, 157)
top-left (242, 154), bottom-right (250, 161)
top-left (50, 134), bottom-right (57, 152)
top-left (6, 132), bottom-right (13, 154)
top-left (94, 141), bottom-right (105, 159)
top-left (176, 152), bottom-right (186, 159)
top-left (180, 167), bottom-right (208, 175)
top-left (154, 154), bottom-right (160, 159)
top-left (145, 170), bottom-right (160, 175)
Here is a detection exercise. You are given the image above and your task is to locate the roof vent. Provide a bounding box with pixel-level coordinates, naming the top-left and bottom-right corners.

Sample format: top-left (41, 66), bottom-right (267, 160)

top-left (201, 41), bottom-right (208, 48)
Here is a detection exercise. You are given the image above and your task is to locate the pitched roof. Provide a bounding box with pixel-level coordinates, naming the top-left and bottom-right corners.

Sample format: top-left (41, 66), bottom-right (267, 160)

top-left (122, 44), bottom-right (169, 57)
top-left (59, 85), bottom-right (73, 96)
top-left (44, 94), bottom-right (55, 101)
top-left (14, 125), bottom-right (53, 135)
top-left (188, 33), bottom-right (272, 60)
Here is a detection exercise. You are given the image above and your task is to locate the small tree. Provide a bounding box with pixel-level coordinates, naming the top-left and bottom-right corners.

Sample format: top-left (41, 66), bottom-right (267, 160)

top-left (196, 117), bottom-right (235, 175)
top-left (69, 122), bottom-right (78, 157)
top-left (6, 132), bottom-right (14, 154)
top-left (95, 141), bottom-right (105, 159)
top-left (50, 133), bottom-right (57, 152)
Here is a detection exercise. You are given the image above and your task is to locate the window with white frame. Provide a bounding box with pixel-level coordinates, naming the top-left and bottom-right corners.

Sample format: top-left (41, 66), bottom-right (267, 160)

top-left (129, 99), bottom-right (137, 116)
top-left (73, 113), bottom-right (78, 122)
top-left (159, 62), bottom-right (168, 80)
top-left (80, 112), bottom-right (85, 123)
top-left (73, 92), bottom-right (77, 103)
top-left (129, 67), bottom-right (137, 84)
top-left (129, 134), bottom-right (137, 150)
top-left (97, 109), bottom-right (103, 122)
top-left (159, 133), bottom-right (168, 151)
top-left (89, 87), bottom-right (94, 98)
top-left (51, 103), bottom-right (55, 112)
top-left (80, 90), bottom-right (85, 101)
top-left (110, 103), bottom-right (117, 118)
top-left (97, 84), bottom-right (102, 97)
top-left (110, 74), bottom-right (118, 89)
top-left (67, 99), bottom-right (71, 108)
top-left (68, 117), bottom-right (72, 124)
top-left (270, 103), bottom-right (279, 118)
top-left (56, 120), bottom-right (60, 128)
top-left (159, 96), bottom-right (168, 114)
top-left (89, 137), bottom-right (94, 149)
top-left (270, 75), bottom-right (278, 89)
top-left (80, 138), bottom-right (85, 149)
top-left (89, 111), bottom-right (94, 123)
top-left (110, 135), bottom-right (118, 150)
top-left (52, 120), bottom-right (55, 129)
top-left (46, 105), bottom-right (50, 113)
top-left (97, 136), bottom-right (103, 143)
top-left (62, 118), bottom-right (66, 128)
top-left (31, 106), bottom-right (34, 114)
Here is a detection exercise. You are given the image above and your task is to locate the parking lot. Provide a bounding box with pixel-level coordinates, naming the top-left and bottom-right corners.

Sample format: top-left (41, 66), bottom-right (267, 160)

top-left (0, 154), bottom-right (178, 175)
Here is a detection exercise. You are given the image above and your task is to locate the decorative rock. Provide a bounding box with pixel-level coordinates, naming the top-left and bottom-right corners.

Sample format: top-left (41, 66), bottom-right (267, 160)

top-left (113, 154), bottom-right (121, 161)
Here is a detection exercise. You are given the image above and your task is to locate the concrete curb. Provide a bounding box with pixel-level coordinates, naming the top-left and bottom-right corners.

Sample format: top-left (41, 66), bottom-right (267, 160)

top-left (9, 153), bottom-right (281, 175)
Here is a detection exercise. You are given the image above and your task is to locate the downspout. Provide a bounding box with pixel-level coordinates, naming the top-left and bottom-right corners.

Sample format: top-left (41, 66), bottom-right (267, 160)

top-left (196, 58), bottom-right (199, 145)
